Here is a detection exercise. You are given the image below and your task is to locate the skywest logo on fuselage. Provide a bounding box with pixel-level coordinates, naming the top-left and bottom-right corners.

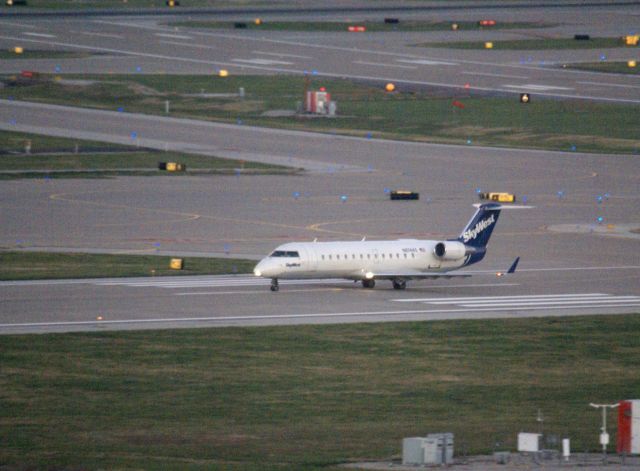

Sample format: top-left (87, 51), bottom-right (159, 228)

top-left (461, 214), bottom-right (495, 243)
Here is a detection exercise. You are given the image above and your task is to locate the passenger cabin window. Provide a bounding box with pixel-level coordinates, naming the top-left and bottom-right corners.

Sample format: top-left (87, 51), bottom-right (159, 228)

top-left (271, 250), bottom-right (300, 257)
top-left (321, 255), bottom-right (325, 260)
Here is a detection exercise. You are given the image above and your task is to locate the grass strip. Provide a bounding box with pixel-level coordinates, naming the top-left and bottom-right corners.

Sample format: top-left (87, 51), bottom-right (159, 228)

top-left (1, 315), bottom-right (639, 470)
top-left (418, 37), bottom-right (626, 50)
top-left (1, 74), bottom-right (638, 155)
top-left (3, 0), bottom-right (258, 8)
top-left (562, 61), bottom-right (640, 75)
top-left (0, 251), bottom-right (255, 280)
top-left (0, 50), bottom-right (90, 60)
top-left (0, 130), bottom-right (296, 178)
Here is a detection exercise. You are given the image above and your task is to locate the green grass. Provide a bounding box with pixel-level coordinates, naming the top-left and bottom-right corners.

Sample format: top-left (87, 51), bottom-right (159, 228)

top-left (0, 50), bottom-right (90, 59)
top-left (0, 251), bottom-right (255, 280)
top-left (0, 130), bottom-right (296, 178)
top-left (2, 74), bottom-right (639, 155)
top-left (175, 20), bottom-right (547, 32)
top-left (2, 0), bottom-right (271, 8)
top-left (418, 37), bottom-right (626, 50)
top-left (1, 315), bottom-right (639, 469)
top-left (563, 61), bottom-right (640, 75)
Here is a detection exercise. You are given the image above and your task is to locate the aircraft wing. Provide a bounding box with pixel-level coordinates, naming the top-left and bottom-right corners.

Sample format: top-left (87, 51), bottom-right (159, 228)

top-left (369, 270), bottom-right (471, 280)
top-left (368, 257), bottom-right (519, 280)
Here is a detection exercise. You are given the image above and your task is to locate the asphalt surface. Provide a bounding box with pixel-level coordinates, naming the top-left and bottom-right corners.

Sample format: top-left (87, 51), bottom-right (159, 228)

top-left (1, 3), bottom-right (640, 103)
top-left (0, 3), bottom-right (639, 334)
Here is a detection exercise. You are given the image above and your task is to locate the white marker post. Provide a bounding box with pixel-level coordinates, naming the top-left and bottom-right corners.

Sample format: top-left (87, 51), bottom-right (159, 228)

top-left (589, 403), bottom-right (619, 461)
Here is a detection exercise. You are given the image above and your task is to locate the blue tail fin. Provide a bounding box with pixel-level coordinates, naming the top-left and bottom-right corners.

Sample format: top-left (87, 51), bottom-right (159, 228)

top-left (457, 203), bottom-right (501, 248)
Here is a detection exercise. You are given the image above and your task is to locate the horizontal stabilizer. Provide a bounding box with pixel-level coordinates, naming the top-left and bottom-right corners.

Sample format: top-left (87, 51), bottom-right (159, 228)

top-left (472, 204), bottom-right (535, 210)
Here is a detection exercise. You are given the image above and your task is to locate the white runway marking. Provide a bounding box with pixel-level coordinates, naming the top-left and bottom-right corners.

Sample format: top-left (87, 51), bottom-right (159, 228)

top-left (76, 31), bottom-right (124, 39)
top-left (1, 265), bottom-right (639, 289)
top-left (22, 32), bottom-right (56, 38)
top-left (175, 282), bottom-right (520, 296)
top-left (397, 59), bottom-right (457, 66)
top-left (252, 50), bottom-right (312, 59)
top-left (503, 83), bottom-right (573, 91)
top-left (3, 303), bottom-right (639, 332)
top-left (232, 58), bottom-right (294, 65)
top-left (462, 71), bottom-right (528, 79)
top-left (355, 61), bottom-right (417, 69)
top-left (158, 41), bottom-right (217, 50)
top-left (155, 33), bottom-right (193, 40)
top-left (577, 81), bottom-right (640, 90)
top-left (392, 293), bottom-right (640, 309)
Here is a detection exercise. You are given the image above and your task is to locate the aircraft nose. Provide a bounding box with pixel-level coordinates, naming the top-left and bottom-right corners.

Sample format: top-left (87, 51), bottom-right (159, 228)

top-left (253, 258), bottom-right (277, 278)
top-left (253, 259), bottom-right (266, 277)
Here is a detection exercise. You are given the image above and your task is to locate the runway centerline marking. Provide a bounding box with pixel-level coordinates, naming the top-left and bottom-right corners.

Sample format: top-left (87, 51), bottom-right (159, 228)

top-left (503, 83), bottom-right (573, 91)
top-left (22, 32), bottom-right (56, 38)
top-left (397, 59), bottom-right (457, 66)
top-left (4, 304), bottom-right (640, 333)
top-left (155, 33), bottom-right (193, 40)
top-left (158, 41), bottom-right (217, 50)
top-left (355, 61), bottom-right (417, 69)
top-left (462, 71), bottom-right (528, 79)
top-left (75, 31), bottom-right (124, 39)
top-left (232, 58), bottom-right (294, 65)
top-left (577, 81), bottom-right (640, 90)
top-left (252, 50), bottom-right (312, 59)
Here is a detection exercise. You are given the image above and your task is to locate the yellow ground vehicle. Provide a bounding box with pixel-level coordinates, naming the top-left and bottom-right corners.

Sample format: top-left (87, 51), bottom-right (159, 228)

top-left (478, 192), bottom-right (516, 203)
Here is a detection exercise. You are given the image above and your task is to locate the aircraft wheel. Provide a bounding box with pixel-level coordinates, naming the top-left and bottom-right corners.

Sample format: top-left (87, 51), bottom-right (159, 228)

top-left (362, 279), bottom-right (375, 289)
top-left (392, 280), bottom-right (406, 290)
top-left (270, 279), bottom-right (279, 292)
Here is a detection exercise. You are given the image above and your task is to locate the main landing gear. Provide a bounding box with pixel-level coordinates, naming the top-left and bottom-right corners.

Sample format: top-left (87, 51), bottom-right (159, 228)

top-left (270, 278), bottom-right (279, 292)
top-left (392, 279), bottom-right (407, 290)
top-left (362, 279), bottom-right (375, 289)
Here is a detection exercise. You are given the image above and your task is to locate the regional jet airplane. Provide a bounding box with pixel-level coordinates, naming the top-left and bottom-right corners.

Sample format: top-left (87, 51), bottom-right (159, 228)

top-left (253, 203), bottom-right (519, 291)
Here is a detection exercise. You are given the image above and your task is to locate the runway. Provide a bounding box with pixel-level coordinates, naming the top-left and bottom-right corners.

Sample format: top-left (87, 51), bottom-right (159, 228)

top-left (2, 262), bottom-right (640, 333)
top-left (1, 3), bottom-right (640, 103)
top-left (0, 3), bottom-right (639, 334)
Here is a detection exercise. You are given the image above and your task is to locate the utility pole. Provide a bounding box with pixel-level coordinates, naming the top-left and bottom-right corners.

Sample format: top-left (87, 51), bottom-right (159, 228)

top-left (589, 403), bottom-right (619, 461)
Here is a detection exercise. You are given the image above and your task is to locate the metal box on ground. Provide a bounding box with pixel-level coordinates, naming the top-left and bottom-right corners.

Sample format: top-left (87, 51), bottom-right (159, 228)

top-left (518, 432), bottom-right (542, 452)
top-left (402, 433), bottom-right (453, 465)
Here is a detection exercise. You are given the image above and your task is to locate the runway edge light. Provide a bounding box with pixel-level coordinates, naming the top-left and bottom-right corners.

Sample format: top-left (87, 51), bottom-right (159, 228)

top-left (520, 93), bottom-right (531, 104)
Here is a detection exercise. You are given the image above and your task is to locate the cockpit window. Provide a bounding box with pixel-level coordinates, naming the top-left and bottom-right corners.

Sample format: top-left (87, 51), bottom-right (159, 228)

top-left (270, 250), bottom-right (300, 257)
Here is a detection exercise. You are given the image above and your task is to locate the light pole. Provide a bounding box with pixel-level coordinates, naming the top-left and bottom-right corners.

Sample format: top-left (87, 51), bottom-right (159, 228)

top-left (589, 402), bottom-right (619, 460)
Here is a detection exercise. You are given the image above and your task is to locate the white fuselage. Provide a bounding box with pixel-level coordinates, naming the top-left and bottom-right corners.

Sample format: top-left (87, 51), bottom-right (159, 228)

top-left (253, 239), bottom-right (468, 280)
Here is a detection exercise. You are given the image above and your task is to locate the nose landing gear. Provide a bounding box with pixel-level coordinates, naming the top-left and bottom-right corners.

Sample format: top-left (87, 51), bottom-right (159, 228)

top-left (270, 278), bottom-right (279, 292)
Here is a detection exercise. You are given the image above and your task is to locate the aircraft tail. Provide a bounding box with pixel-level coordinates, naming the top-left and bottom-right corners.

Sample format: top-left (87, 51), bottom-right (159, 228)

top-left (457, 203), bottom-right (502, 249)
